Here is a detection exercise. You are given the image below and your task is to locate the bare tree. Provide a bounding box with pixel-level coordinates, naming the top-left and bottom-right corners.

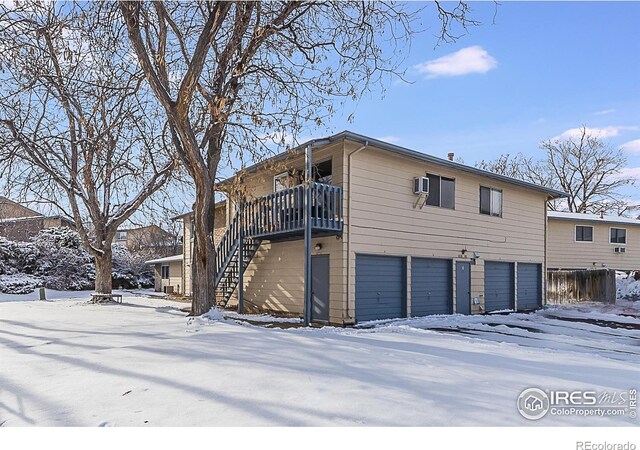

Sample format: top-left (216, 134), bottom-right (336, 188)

top-left (0, 2), bottom-right (176, 294)
top-left (542, 127), bottom-right (633, 214)
top-left (118, 1), bottom-right (479, 315)
top-left (475, 127), bottom-right (635, 214)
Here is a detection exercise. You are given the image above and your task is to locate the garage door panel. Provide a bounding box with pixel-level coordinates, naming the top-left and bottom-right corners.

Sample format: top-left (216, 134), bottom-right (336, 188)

top-left (517, 263), bottom-right (542, 310)
top-left (485, 261), bottom-right (514, 312)
top-left (355, 255), bottom-right (405, 322)
top-left (411, 258), bottom-right (452, 317)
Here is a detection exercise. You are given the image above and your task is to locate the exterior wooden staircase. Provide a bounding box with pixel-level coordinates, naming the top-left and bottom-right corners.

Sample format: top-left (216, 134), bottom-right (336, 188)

top-left (212, 182), bottom-right (343, 308)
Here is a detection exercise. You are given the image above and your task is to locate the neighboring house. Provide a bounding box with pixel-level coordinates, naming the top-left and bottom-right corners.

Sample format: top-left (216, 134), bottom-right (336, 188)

top-left (177, 131), bottom-right (565, 325)
top-left (0, 196), bottom-right (75, 242)
top-left (547, 211), bottom-right (640, 271)
top-left (146, 254), bottom-right (183, 294)
top-left (116, 224), bottom-right (181, 256)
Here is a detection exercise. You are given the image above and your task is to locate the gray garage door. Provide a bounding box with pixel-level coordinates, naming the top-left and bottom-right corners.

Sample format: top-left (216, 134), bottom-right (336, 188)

top-left (355, 254), bottom-right (406, 322)
top-left (411, 258), bottom-right (452, 316)
top-left (517, 263), bottom-right (542, 310)
top-left (484, 261), bottom-right (515, 312)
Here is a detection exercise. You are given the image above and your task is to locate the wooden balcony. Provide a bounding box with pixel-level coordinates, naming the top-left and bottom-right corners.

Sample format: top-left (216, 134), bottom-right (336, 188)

top-left (243, 182), bottom-right (343, 241)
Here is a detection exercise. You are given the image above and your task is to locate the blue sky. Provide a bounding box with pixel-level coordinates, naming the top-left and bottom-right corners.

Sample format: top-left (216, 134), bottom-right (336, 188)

top-left (326, 1), bottom-right (640, 201)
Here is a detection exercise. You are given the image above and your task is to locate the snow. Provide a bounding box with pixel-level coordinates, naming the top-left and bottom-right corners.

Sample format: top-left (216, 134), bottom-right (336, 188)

top-left (617, 271), bottom-right (640, 301)
top-left (0, 292), bottom-right (638, 426)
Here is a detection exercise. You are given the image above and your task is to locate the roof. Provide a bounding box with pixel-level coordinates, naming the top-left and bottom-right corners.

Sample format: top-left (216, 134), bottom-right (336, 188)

top-left (170, 199), bottom-right (227, 222)
top-left (145, 254), bottom-right (183, 265)
top-left (0, 215), bottom-right (73, 225)
top-left (548, 211), bottom-right (640, 226)
top-left (217, 131), bottom-right (567, 199)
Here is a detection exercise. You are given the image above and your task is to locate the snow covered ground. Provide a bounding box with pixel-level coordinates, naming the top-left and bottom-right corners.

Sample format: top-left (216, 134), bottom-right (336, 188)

top-left (1, 292), bottom-right (638, 427)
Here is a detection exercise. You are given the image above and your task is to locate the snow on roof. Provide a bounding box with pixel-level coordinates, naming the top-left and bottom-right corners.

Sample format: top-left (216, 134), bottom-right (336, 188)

top-left (548, 211), bottom-right (640, 226)
top-left (145, 254), bottom-right (183, 265)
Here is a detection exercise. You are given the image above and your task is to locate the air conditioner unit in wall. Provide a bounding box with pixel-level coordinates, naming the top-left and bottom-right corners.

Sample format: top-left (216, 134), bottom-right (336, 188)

top-left (413, 176), bottom-right (429, 194)
top-left (614, 247), bottom-right (626, 254)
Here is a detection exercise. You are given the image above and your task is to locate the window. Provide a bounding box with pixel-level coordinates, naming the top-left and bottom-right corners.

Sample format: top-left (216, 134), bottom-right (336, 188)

top-left (161, 265), bottom-right (170, 279)
top-left (610, 228), bottom-right (627, 244)
top-left (425, 173), bottom-right (455, 209)
top-left (313, 159), bottom-right (333, 184)
top-left (274, 171), bottom-right (294, 192)
top-left (480, 186), bottom-right (502, 217)
top-left (116, 231), bottom-right (127, 241)
top-left (575, 225), bottom-right (593, 242)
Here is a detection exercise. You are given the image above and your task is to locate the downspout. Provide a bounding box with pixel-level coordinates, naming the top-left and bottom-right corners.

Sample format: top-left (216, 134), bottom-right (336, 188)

top-left (345, 140), bottom-right (369, 323)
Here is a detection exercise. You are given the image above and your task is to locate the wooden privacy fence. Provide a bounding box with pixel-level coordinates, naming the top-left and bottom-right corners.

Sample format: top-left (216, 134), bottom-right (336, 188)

top-left (547, 269), bottom-right (616, 304)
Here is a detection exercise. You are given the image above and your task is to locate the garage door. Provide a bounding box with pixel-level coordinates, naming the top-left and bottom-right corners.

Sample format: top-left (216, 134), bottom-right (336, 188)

top-left (484, 261), bottom-right (514, 312)
top-left (517, 263), bottom-right (542, 310)
top-left (411, 258), bottom-right (452, 316)
top-left (355, 254), bottom-right (405, 322)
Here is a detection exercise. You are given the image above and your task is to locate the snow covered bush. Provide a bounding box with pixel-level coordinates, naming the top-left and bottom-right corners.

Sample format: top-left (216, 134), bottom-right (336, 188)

top-left (0, 228), bottom-right (153, 293)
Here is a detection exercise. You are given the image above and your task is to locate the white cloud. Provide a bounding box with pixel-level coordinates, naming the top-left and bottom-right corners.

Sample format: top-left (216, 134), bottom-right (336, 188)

top-left (414, 46), bottom-right (497, 79)
top-left (375, 135), bottom-right (402, 145)
top-left (554, 126), bottom-right (639, 141)
top-left (621, 139), bottom-right (640, 154)
top-left (594, 109), bottom-right (615, 116)
top-left (618, 167), bottom-right (640, 181)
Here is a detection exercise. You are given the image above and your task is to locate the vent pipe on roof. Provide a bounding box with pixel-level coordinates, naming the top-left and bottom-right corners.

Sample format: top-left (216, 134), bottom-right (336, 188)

top-left (447, 152), bottom-right (454, 161)
top-left (600, 211), bottom-right (604, 219)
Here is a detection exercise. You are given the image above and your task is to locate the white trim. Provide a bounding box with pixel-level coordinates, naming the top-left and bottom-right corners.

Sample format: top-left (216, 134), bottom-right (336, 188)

top-left (273, 171), bottom-right (290, 192)
top-left (574, 224), bottom-right (594, 243)
top-left (609, 226), bottom-right (627, 245)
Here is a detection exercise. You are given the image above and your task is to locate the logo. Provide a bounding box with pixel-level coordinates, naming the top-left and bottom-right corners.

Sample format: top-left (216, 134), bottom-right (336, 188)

top-left (517, 388), bottom-right (550, 420)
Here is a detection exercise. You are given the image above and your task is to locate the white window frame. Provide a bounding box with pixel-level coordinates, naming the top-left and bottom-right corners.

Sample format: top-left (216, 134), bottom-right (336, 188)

top-left (574, 224), bottom-right (594, 243)
top-left (480, 186), bottom-right (503, 218)
top-left (609, 227), bottom-right (627, 245)
top-left (274, 171), bottom-right (292, 192)
top-left (161, 265), bottom-right (170, 279)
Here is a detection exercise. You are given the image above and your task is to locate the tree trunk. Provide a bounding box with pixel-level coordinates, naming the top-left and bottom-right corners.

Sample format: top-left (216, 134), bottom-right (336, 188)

top-left (94, 248), bottom-right (113, 294)
top-left (191, 191), bottom-right (217, 315)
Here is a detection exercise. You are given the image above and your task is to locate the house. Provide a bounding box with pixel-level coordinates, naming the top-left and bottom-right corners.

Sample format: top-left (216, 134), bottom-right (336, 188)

top-left (146, 254), bottom-right (184, 294)
top-left (116, 224), bottom-right (181, 256)
top-left (177, 131), bottom-right (565, 325)
top-left (547, 211), bottom-right (640, 271)
top-left (0, 196), bottom-right (75, 242)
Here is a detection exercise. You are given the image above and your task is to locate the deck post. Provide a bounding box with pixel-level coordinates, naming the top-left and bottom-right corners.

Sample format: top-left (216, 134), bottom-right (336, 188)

top-left (304, 144), bottom-right (313, 326)
top-left (238, 201), bottom-right (245, 314)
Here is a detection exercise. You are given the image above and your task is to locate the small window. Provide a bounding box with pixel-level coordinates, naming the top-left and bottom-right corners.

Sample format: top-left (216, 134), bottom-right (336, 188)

top-left (116, 231), bottom-right (127, 241)
top-left (575, 225), bottom-right (593, 242)
top-left (274, 171), bottom-right (292, 192)
top-left (480, 186), bottom-right (502, 217)
top-left (425, 173), bottom-right (455, 209)
top-left (161, 265), bottom-right (170, 279)
top-left (610, 228), bottom-right (626, 244)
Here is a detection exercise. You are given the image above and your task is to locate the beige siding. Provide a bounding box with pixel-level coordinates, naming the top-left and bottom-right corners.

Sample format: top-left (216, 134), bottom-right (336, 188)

top-left (548, 219), bottom-right (640, 270)
top-left (343, 142), bottom-right (549, 316)
top-left (155, 260), bottom-right (183, 293)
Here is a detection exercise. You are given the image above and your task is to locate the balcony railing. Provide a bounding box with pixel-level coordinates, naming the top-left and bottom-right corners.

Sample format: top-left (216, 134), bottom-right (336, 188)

top-left (243, 182), bottom-right (342, 239)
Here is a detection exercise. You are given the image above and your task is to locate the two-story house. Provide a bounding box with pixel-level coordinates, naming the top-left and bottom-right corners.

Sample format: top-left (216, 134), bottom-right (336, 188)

top-left (178, 131), bottom-right (565, 325)
top-left (547, 211), bottom-right (640, 271)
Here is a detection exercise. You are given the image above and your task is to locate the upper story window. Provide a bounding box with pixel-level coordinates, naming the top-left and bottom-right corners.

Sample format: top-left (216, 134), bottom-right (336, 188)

top-left (161, 265), bottom-right (170, 279)
top-left (425, 173), bottom-right (455, 209)
top-left (116, 231), bottom-right (127, 241)
top-left (575, 225), bottom-right (593, 242)
top-left (610, 227), bottom-right (627, 244)
top-left (274, 171), bottom-right (294, 192)
top-left (480, 186), bottom-right (502, 217)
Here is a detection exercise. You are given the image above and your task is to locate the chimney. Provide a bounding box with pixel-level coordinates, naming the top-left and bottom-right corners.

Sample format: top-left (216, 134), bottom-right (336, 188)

top-left (599, 211), bottom-right (604, 219)
top-left (447, 152), bottom-right (455, 161)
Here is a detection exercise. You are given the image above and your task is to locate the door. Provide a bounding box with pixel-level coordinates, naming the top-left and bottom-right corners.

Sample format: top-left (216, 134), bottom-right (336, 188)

top-left (517, 263), bottom-right (542, 310)
top-left (455, 261), bottom-right (471, 315)
top-left (485, 261), bottom-right (515, 312)
top-left (355, 254), bottom-right (406, 322)
top-left (311, 255), bottom-right (330, 322)
top-left (411, 258), bottom-right (452, 316)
